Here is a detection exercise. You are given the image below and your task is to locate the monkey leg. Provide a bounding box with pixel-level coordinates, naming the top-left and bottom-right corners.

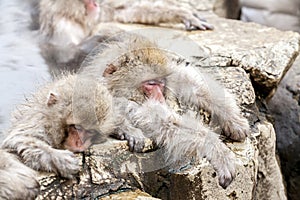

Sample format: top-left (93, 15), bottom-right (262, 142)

top-left (169, 66), bottom-right (249, 142)
top-left (112, 0), bottom-right (213, 31)
top-left (1, 134), bottom-right (80, 179)
top-left (126, 99), bottom-right (236, 188)
top-left (164, 124), bottom-right (236, 189)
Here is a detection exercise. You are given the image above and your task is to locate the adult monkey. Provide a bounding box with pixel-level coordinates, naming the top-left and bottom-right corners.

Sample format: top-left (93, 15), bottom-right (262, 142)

top-left (80, 36), bottom-right (250, 188)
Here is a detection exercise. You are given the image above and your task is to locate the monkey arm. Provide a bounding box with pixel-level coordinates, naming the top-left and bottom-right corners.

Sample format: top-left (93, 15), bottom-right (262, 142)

top-left (1, 132), bottom-right (80, 179)
top-left (110, 0), bottom-right (213, 31)
top-left (126, 99), bottom-right (236, 188)
top-left (111, 98), bottom-right (156, 152)
top-left (168, 66), bottom-right (249, 141)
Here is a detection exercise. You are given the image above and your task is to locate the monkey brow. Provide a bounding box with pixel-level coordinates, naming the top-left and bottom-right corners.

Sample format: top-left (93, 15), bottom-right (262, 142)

top-left (68, 124), bottom-right (83, 131)
top-left (87, 129), bottom-right (101, 135)
top-left (143, 78), bottom-right (166, 84)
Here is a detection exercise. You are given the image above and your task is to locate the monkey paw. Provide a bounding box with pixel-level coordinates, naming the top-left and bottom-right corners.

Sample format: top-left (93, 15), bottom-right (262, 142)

top-left (222, 115), bottom-right (250, 142)
top-left (182, 13), bottom-right (214, 31)
top-left (113, 131), bottom-right (154, 153)
top-left (218, 166), bottom-right (235, 189)
top-left (215, 152), bottom-right (236, 189)
top-left (51, 149), bottom-right (80, 179)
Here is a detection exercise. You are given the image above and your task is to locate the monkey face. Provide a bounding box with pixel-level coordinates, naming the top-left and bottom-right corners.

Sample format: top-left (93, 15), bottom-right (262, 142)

top-left (63, 124), bottom-right (103, 152)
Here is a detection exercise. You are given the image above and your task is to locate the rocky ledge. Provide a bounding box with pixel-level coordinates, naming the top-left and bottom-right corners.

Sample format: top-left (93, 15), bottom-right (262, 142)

top-left (36, 9), bottom-right (300, 200)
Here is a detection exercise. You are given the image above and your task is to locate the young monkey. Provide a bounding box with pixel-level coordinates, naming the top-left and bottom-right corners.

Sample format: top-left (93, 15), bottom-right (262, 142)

top-left (0, 74), bottom-right (114, 199)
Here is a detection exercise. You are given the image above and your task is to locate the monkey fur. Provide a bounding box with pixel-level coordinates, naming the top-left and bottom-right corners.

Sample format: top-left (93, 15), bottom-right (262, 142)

top-left (0, 149), bottom-right (39, 200)
top-left (0, 74), bottom-right (114, 198)
top-left (80, 37), bottom-right (250, 188)
top-left (38, 0), bottom-right (213, 76)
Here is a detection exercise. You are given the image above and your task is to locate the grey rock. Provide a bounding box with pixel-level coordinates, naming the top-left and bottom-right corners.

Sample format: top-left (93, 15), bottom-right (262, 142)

top-left (255, 122), bottom-right (287, 200)
top-left (36, 58), bottom-right (258, 200)
top-left (187, 15), bottom-right (300, 98)
top-left (268, 56), bottom-right (300, 200)
top-left (33, 1), bottom-right (300, 199)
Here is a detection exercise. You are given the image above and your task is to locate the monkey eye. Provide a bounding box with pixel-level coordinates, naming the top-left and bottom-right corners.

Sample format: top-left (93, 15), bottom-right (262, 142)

top-left (87, 129), bottom-right (101, 135)
top-left (146, 79), bottom-right (165, 85)
top-left (147, 80), bottom-right (157, 85)
top-left (75, 125), bottom-right (83, 131)
top-left (69, 124), bottom-right (83, 131)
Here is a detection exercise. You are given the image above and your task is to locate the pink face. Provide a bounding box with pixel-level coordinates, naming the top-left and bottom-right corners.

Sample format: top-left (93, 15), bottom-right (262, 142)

top-left (83, 0), bottom-right (100, 20)
top-left (141, 79), bottom-right (166, 103)
top-left (63, 125), bottom-right (96, 152)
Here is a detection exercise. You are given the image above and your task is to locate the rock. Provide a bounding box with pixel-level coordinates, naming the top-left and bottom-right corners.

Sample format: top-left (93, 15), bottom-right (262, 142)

top-left (268, 56), bottom-right (300, 200)
top-left (175, 0), bottom-right (300, 98)
top-left (255, 122), bottom-right (287, 200)
top-left (31, 1), bottom-right (300, 199)
top-left (187, 15), bottom-right (300, 98)
top-left (36, 54), bottom-right (267, 199)
top-left (101, 190), bottom-right (161, 200)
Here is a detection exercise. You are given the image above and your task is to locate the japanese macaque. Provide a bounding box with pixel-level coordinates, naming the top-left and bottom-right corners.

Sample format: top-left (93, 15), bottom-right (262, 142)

top-left (1, 74), bottom-right (114, 187)
top-left (38, 0), bottom-right (213, 76)
top-left (80, 38), bottom-right (250, 188)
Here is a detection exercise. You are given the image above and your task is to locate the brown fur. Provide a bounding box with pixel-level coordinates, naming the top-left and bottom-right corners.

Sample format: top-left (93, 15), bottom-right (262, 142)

top-left (0, 150), bottom-right (39, 200)
top-left (81, 37), bottom-right (250, 188)
top-left (0, 74), bottom-right (114, 198)
top-left (38, 0), bottom-right (213, 76)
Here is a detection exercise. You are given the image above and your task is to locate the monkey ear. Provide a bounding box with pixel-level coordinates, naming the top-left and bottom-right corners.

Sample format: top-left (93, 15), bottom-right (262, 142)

top-left (103, 64), bottom-right (118, 77)
top-left (47, 92), bottom-right (58, 106)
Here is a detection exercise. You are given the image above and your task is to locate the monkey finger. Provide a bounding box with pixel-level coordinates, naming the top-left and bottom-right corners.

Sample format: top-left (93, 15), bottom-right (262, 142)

top-left (132, 139), bottom-right (146, 153)
top-left (183, 20), bottom-right (193, 31)
top-left (184, 19), bottom-right (209, 31)
top-left (110, 132), bottom-right (125, 140)
top-left (193, 13), bottom-right (207, 22)
top-left (127, 136), bottom-right (137, 152)
top-left (123, 134), bottom-right (146, 153)
top-left (192, 19), bottom-right (214, 30)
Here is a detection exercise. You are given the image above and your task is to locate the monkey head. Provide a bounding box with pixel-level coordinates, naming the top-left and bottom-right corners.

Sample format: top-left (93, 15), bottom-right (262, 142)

top-left (98, 38), bottom-right (173, 103)
top-left (45, 75), bottom-right (114, 152)
top-left (39, 0), bottom-right (100, 45)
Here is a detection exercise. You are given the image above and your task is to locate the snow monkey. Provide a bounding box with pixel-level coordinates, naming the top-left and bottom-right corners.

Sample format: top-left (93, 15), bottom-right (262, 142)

top-left (80, 37), bottom-right (250, 188)
top-left (0, 74), bottom-right (114, 199)
top-left (38, 0), bottom-right (213, 76)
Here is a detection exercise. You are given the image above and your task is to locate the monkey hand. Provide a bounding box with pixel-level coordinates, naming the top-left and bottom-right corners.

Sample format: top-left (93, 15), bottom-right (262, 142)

top-left (112, 128), bottom-right (154, 153)
top-left (113, 99), bottom-right (156, 153)
top-left (181, 12), bottom-right (214, 31)
top-left (222, 114), bottom-right (250, 142)
top-left (50, 149), bottom-right (81, 179)
top-left (217, 161), bottom-right (236, 189)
